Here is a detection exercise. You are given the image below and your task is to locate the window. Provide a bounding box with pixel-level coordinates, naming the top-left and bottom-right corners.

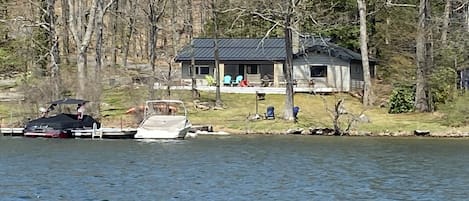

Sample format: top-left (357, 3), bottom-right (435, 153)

top-left (353, 65), bottom-right (361, 73)
top-left (310, 65), bottom-right (327, 77)
top-left (193, 66), bottom-right (210, 75)
top-left (247, 65), bottom-right (258, 74)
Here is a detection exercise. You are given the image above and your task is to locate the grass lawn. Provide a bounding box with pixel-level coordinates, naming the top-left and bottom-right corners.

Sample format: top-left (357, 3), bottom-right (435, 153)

top-left (97, 87), bottom-right (448, 134)
top-left (0, 86), bottom-right (451, 134)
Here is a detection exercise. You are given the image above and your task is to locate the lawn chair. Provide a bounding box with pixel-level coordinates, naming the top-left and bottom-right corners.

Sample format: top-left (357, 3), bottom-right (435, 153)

top-left (265, 106), bottom-right (275, 120)
top-left (223, 75), bottom-right (232, 86)
top-left (232, 75), bottom-right (243, 86)
top-left (293, 106), bottom-right (300, 122)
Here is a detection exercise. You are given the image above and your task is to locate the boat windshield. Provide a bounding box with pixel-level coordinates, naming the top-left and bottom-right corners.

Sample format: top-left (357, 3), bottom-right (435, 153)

top-left (146, 102), bottom-right (186, 116)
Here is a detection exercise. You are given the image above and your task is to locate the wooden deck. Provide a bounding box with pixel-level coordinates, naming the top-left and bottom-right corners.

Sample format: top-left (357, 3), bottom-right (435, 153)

top-left (1, 125), bottom-right (224, 139)
top-left (155, 85), bottom-right (336, 94)
top-left (1, 127), bottom-right (137, 139)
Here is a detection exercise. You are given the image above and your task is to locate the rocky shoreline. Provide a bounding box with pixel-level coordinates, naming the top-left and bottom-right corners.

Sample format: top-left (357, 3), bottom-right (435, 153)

top-left (209, 127), bottom-right (469, 138)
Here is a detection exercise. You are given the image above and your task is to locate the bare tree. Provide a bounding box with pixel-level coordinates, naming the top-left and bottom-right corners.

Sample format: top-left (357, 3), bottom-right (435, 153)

top-left (0, 0), bottom-right (8, 40)
top-left (415, 0), bottom-right (433, 112)
top-left (122, 0), bottom-right (138, 68)
top-left (283, 0), bottom-right (294, 121)
top-left (92, 0), bottom-right (115, 117)
top-left (109, 0), bottom-right (119, 68)
top-left (441, 0), bottom-right (451, 45)
top-left (67, 0), bottom-right (114, 99)
top-left (466, 0), bottom-right (469, 32)
top-left (60, 0), bottom-right (70, 64)
top-left (212, 0), bottom-right (222, 106)
top-left (40, 0), bottom-right (61, 100)
top-left (357, 0), bottom-right (373, 106)
top-left (186, 0), bottom-right (198, 99)
top-left (145, 0), bottom-right (166, 99)
top-left (68, 0), bottom-right (99, 98)
top-left (165, 0), bottom-right (180, 97)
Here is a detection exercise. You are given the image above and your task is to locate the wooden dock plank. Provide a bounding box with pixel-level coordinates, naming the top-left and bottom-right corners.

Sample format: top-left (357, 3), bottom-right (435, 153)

top-left (1, 127), bottom-right (137, 139)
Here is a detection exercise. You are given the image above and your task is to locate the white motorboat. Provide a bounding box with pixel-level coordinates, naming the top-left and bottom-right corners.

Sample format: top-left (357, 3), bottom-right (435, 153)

top-left (134, 100), bottom-right (192, 139)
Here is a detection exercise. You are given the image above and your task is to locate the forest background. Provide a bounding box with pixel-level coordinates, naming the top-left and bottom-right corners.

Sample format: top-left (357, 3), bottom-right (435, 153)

top-left (0, 0), bottom-right (468, 133)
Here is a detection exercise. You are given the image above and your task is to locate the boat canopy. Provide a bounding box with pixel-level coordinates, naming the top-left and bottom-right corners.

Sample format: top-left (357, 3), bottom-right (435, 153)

top-left (48, 98), bottom-right (89, 105)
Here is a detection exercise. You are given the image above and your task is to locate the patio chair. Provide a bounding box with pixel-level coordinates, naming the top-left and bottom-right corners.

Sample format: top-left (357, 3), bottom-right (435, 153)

top-left (265, 106), bottom-right (275, 120)
top-left (232, 75), bottom-right (243, 86)
top-left (293, 106), bottom-right (300, 122)
top-left (223, 75), bottom-right (232, 86)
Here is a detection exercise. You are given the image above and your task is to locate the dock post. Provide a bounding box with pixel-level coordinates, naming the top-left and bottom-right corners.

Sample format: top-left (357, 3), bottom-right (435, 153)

top-left (91, 123), bottom-right (102, 139)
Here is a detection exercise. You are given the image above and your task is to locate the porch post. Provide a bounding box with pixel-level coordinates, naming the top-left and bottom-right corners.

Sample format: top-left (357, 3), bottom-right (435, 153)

top-left (219, 63), bottom-right (225, 87)
top-left (273, 63), bottom-right (283, 87)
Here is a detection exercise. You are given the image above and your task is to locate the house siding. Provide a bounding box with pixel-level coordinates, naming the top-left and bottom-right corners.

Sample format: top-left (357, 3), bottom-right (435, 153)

top-left (181, 62), bottom-right (215, 79)
top-left (293, 53), bottom-right (350, 91)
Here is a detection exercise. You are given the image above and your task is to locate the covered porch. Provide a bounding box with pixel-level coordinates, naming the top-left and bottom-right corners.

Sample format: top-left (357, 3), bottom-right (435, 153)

top-left (155, 82), bottom-right (336, 94)
top-left (220, 61), bottom-right (282, 87)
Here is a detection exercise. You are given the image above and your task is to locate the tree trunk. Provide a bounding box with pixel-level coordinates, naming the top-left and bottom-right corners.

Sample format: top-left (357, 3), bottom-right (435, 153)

top-left (60, 0), bottom-right (70, 65)
top-left (94, 0), bottom-right (109, 118)
top-left (68, 0), bottom-right (100, 98)
top-left (96, 0), bottom-right (104, 77)
top-left (69, 0), bottom-right (113, 99)
top-left (76, 51), bottom-right (87, 98)
top-left (122, 0), bottom-right (137, 68)
top-left (212, 0), bottom-right (222, 106)
top-left (333, 99), bottom-right (344, 135)
top-left (0, 0), bottom-right (8, 40)
top-left (385, 17), bottom-right (390, 45)
top-left (357, 0), bottom-right (373, 106)
top-left (466, 1), bottom-right (469, 33)
top-left (110, 0), bottom-right (118, 68)
top-left (441, 0), bottom-right (451, 45)
top-left (148, 11), bottom-right (157, 99)
top-left (188, 0), bottom-right (198, 99)
top-left (167, 0), bottom-right (178, 97)
top-left (45, 0), bottom-right (61, 100)
top-left (283, 0), bottom-right (294, 121)
top-left (146, 0), bottom-right (166, 99)
top-left (415, 0), bottom-right (432, 112)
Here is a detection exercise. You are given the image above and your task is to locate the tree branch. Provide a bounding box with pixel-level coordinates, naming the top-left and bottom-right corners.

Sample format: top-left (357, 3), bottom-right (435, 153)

top-left (386, 0), bottom-right (417, 8)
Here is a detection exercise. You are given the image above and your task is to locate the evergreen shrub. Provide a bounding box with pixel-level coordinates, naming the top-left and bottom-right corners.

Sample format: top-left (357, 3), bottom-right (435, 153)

top-left (388, 86), bottom-right (414, 114)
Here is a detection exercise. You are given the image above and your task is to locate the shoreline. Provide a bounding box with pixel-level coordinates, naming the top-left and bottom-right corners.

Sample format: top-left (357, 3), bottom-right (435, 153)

top-left (202, 127), bottom-right (469, 138)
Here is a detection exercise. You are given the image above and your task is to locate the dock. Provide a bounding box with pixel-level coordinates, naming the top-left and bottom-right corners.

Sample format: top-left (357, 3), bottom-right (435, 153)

top-left (1, 124), bottom-right (226, 139)
top-left (1, 127), bottom-right (137, 139)
top-left (0, 128), bottom-right (25, 136)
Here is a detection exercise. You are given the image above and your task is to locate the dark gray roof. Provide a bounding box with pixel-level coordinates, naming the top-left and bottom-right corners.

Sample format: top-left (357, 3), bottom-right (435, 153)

top-left (175, 37), bottom-right (373, 62)
top-left (297, 37), bottom-right (377, 62)
top-left (175, 38), bottom-right (286, 61)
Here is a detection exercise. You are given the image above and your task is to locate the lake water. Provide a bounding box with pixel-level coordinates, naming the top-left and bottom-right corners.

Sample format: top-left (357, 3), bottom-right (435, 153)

top-left (1, 135), bottom-right (469, 201)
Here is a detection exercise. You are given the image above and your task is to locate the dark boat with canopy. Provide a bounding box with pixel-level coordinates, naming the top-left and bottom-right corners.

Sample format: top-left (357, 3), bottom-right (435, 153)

top-left (24, 98), bottom-right (101, 138)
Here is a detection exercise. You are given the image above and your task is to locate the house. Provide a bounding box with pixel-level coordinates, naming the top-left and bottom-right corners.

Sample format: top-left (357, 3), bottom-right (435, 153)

top-left (175, 36), bottom-right (376, 92)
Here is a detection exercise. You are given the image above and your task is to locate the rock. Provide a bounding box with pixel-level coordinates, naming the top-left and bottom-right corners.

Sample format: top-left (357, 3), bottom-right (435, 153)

top-left (358, 114), bottom-right (370, 123)
top-left (247, 113), bottom-right (261, 121)
top-left (193, 100), bottom-right (211, 110)
top-left (287, 128), bottom-right (303, 134)
top-left (414, 130), bottom-right (430, 136)
top-left (309, 127), bottom-right (334, 135)
top-left (301, 129), bottom-right (311, 135)
top-left (213, 106), bottom-right (224, 110)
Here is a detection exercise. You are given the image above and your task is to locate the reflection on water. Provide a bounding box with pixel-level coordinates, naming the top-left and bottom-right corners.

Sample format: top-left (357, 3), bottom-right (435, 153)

top-left (1, 136), bottom-right (469, 200)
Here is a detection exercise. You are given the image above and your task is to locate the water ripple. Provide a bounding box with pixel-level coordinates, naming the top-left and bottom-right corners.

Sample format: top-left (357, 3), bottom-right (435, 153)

top-left (1, 136), bottom-right (469, 200)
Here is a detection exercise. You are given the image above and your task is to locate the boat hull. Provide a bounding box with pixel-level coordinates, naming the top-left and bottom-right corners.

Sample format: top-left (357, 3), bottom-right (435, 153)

top-left (23, 130), bottom-right (72, 138)
top-left (134, 127), bottom-right (190, 139)
top-left (134, 100), bottom-right (191, 139)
